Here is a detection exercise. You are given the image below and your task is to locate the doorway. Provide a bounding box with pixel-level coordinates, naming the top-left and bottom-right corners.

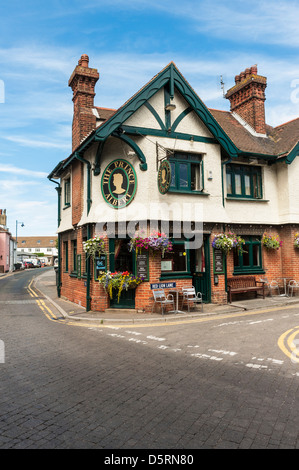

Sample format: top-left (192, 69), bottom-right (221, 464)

top-left (109, 238), bottom-right (136, 308)
top-left (190, 236), bottom-right (211, 303)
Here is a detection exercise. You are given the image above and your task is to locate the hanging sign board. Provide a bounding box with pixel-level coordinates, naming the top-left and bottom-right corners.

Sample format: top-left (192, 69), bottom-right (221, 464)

top-left (101, 159), bottom-right (137, 208)
top-left (157, 160), bottom-right (171, 194)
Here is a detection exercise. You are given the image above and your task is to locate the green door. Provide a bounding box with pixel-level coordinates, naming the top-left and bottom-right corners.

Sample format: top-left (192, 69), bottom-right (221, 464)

top-left (109, 238), bottom-right (136, 308)
top-left (191, 236), bottom-right (211, 303)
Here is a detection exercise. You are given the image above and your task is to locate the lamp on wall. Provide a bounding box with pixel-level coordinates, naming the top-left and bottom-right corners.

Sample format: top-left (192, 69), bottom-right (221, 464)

top-left (165, 98), bottom-right (176, 111)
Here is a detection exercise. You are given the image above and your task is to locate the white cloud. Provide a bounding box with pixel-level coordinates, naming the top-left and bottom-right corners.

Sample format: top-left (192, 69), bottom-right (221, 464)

top-left (0, 163), bottom-right (47, 178)
top-left (4, 136), bottom-right (70, 150)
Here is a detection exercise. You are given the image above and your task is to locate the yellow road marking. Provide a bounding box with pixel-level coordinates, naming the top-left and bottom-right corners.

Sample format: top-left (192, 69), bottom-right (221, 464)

top-left (26, 278), bottom-right (299, 362)
top-left (278, 326), bottom-right (299, 363)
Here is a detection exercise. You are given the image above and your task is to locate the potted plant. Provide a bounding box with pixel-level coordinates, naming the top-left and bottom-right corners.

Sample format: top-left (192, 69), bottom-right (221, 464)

top-left (83, 236), bottom-right (106, 260)
top-left (294, 233), bottom-right (299, 249)
top-left (212, 232), bottom-right (245, 255)
top-left (129, 230), bottom-right (173, 257)
top-left (262, 233), bottom-right (282, 250)
top-left (98, 271), bottom-right (144, 303)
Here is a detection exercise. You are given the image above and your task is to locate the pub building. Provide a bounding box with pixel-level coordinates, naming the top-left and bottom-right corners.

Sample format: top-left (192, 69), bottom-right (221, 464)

top-left (48, 55), bottom-right (299, 312)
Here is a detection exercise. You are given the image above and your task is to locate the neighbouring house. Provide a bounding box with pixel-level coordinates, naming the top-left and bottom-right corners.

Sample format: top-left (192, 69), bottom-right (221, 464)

top-left (0, 209), bottom-right (17, 273)
top-left (16, 236), bottom-right (58, 265)
top-left (48, 55), bottom-right (299, 312)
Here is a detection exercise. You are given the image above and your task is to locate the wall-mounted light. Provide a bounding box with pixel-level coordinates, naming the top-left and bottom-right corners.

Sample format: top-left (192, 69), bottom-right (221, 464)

top-left (165, 98), bottom-right (176, 111)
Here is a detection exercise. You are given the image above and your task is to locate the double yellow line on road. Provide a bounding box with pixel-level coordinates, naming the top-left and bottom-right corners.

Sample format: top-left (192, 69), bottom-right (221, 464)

top-left (278, 325), bottom-right (299, 363)
top-left (27, 279), bottom-right (60, 323)
top-left (26, 278), bottom-right (299, 363)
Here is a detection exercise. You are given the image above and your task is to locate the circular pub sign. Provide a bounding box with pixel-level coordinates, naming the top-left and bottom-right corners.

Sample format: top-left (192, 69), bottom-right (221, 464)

top-left (157, 160), bottom-right (171, 194)
top-left (101, 159), bottom-right (137, 208)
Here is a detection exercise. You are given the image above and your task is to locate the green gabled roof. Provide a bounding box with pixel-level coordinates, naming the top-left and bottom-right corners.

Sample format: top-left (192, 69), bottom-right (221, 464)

top-left (49, 61), bottom-right (299, 180)
top-left (92, 62), bottom-right (240, 158)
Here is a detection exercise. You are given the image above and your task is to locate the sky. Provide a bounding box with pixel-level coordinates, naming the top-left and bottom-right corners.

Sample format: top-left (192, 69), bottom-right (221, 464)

top-left (1, 0), bottom-right (299, 237)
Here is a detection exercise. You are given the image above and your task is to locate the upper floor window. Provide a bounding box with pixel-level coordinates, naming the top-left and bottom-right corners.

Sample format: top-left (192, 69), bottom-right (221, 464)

top-left (64, 177), bottom-right (71, 206)
top-left (169, 152), bottom-right (203, 193)
top-left (226, 164), bottom-right (262, 199)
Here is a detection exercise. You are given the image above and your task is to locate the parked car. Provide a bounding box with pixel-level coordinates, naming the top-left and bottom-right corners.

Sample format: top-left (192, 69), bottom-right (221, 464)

top-left (24, 261), bottom-right (34, 269)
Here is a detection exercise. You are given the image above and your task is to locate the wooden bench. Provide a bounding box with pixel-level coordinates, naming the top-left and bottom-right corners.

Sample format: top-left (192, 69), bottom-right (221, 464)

top-left (227, 276), bottom-right (265, 303)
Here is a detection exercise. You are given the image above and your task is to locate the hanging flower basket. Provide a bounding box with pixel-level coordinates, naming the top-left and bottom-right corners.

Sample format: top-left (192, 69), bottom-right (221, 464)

top-left (98, 271), bottom-right (144, 303)
top-left (83, 236), bottom-right (106, 259)
top-left (262, 233), bottom-right (282, 250)
top-left (212, 232), bottom-right (245, 255)
top-left (128, 230), bottom-right (173, 258)
top-left (294, 233), bottom-right (299, 249)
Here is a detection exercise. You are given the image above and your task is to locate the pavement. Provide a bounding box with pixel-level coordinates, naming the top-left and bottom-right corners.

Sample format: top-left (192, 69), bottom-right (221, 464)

top-left (2, 267), bottom-right (299, 324)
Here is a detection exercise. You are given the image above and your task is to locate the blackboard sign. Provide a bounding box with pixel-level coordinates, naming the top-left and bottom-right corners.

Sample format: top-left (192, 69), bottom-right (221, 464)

top-left (136, 253), bottom-right (148, 280)
top-left (213, 249), bottom-right (224, 274)
top-left (95, 254), bottom-right (106, 279)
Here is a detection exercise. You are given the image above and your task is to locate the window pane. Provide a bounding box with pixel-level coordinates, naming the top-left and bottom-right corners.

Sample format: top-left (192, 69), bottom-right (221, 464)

top-left (252, 244), bottom-right (260, 266)
top-left (170, 162), bottom-right (176, 187)
top-left (226, 172), bottom-right (232, 194)
top-left (235, 173), bottom-right (242, 194)
top-left (179, 163), bottom-right (188, 188)
top-left (244, 174), bottom-right (251, 196)
top-left (191, 163), bottom-right (201, 191)
top-left (242, 248), bottom-right (250, 267)
top-left (253, 172), bottom-right (262, 198)
top-left (162, 244), bottom-right (187, 272)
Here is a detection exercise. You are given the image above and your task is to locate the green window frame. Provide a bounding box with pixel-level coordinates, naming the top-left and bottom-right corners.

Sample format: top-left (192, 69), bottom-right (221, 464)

top-left (160, 240), bottom-right (192, 279)
top-left (63, 241), bottom-right (68, 273)
top-left (226, 164), bottom-right (262, 199)
top-left (233, 236), bottom-right (264, 274)
top-left (71, 239), bottom-right (77, 275)
top-left (64, 177), bottom-right (71, 206)
top-left (168, 152), bottom-right (204, 194)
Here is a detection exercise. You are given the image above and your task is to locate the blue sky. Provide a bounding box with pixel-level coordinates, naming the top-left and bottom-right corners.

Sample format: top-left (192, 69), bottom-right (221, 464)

top-left (1, 0), bottom-right (299, 236)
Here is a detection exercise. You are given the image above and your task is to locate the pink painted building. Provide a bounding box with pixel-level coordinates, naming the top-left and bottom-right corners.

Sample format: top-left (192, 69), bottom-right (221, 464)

top-left (0, 229), bottom-right (10, 273)
top-left (0, 210), bottom-right (16, 273)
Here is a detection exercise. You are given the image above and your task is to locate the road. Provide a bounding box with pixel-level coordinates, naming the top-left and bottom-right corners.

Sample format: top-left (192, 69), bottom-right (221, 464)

top-left (0, 268), bottom-right (299, 450)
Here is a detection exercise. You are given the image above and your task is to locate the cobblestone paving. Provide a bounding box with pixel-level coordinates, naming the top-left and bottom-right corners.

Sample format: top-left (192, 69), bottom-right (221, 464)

top-left (0, 271), bottom-right (299, 449)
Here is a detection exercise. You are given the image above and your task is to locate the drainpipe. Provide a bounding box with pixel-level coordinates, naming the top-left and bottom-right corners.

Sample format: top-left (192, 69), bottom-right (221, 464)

top-left (74, 152), bottom-right (92, 312)
top-left (86, 223), bottom-right (91, 312)
top-left (48, 178), bottom-right (62, 297)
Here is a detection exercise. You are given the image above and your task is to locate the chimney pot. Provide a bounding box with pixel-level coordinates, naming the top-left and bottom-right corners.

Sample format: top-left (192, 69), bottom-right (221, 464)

top-left (225, 65), bottom-right (267, 134)
top-left (68, 55), bottom-right (99, 151)
top-left (80, 54), bottom-right (89, 67)
top-left (235, 75), bottom-right (240, 84)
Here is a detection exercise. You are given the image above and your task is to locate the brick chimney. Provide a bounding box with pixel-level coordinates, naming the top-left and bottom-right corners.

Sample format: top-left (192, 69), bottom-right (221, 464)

top-left (225, 65), bottom-right (267, 135)
top-left (68, 54), bottom-right (99, 152)
top-left (0, 209), bottom-right (7, 227)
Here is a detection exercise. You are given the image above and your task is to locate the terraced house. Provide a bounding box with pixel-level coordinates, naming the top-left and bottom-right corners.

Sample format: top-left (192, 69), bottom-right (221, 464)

top-left (48, 55), bottom-right (299, 312)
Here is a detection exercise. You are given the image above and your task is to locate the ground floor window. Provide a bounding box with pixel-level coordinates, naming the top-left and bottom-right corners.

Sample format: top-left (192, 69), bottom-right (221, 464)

top-left (161, 240), bottom-right (190, 278)
top-left (233, 236), bottom-right (264, 274)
